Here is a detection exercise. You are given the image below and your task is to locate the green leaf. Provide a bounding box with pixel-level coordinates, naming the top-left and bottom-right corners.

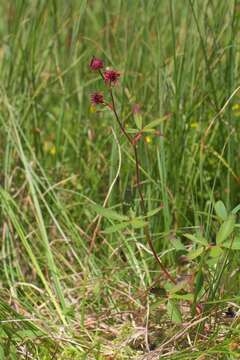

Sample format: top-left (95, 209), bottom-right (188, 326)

top-left (90, 204), bottom-right (129, 221)
top-left (142, 207), bottom-right (163, 219)
top-left (134, 113), bottom-right (142, 130)
top-left (232, 204), bottom-right (240, 215)
top-left (167, 300), bottom-right (182, 323)
top-left (221, 237), bottom-right (240, 250)
top-left (170, 237), bottom-right (186, 251)
top-left (183, 233), bottom-right (208, 246)
top-left (169, 281), bottom-right (187, 294)
top-left (209, 245), bottom-right (223, 258)
top-left (195, 270), bottom-right (204, 299)
top-left (103, 218), bottom-right (147, 234)
top-left (187, 247), bottom-right (204, 260)
top-left (170, 293), bottom-right (193, 301)
top-left (125, 128), bottom-right (139, 134)
top-left (103, 222), bottom-right (129, 234)
top-left (214, 200), bottom-right (228, 221)
top-left (143, 115), bottom-right (169, 130)
top-left (130, 218), bottom-right (147, 229)
top-left (13, 329), bottom-right (43, 340)
top-left (216, 214), bottom-right (236, 244)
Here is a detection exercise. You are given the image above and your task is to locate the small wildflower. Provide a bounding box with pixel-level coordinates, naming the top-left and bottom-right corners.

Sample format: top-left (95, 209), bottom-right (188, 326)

top-left (50, 145), bottom-right (56, 156)
top-left (232, 103), bottom-right (240, 111)
top-left (145, 135), bottom-right (152, 144)
top-left (90, 105), bottom-right (97, 113)
top-left (232, 103), bottom-right (240, 117)
top-left (89, 57), bottom-right (104, 71)
top-left (190, 122), bottom-right (199, 129)
top-left (90, 92), bottom-right (104, 106)
top-left (104, 70), bottom-right (120, 86)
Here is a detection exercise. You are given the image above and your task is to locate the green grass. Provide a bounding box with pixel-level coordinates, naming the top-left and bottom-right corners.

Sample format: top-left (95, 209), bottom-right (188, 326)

top-left (0, 1), bottom-right (240, 359)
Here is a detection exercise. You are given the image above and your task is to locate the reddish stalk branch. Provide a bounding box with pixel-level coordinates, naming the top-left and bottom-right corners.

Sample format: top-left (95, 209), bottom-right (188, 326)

top-left (99, 70), bottom-right (176, 285)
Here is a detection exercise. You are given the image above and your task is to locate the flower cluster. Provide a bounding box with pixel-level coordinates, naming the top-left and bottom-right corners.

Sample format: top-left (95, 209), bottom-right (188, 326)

top-left (89, 57), bottom-right (120, 107)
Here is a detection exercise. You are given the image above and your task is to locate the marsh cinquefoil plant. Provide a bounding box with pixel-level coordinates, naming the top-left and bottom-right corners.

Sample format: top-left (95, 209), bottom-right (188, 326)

top-left (89, 57), bottom-right (176, 285)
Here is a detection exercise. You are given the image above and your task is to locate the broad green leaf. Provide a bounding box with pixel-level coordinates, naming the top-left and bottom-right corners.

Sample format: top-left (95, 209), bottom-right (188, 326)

top-left (221, 237), bottom-right (240, 250)
top-left (183, 233), bottom-right (208, 246)
top-left (216, 214), bottom-right (236, 244)
top-left (90, 204), bottom-right (128, 221)
top-left (187, 247), bottom-right (204, 260)
top-left (167, 300), bottom-right (182, 323)
top-left (214, 200), bottom-right (228, 221)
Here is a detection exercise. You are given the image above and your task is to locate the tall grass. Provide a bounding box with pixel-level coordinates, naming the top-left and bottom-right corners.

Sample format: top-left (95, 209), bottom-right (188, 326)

top-left (0, 1), bottom-right (240, 358)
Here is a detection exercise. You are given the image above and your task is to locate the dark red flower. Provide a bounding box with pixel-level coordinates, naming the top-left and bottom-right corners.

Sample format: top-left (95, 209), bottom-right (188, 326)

top-left (89, 57), bottom-right (104, 71)
top-left (103, 70), bottom-right (120, 85)
top-left (90, 92), bottom-right (104, 105)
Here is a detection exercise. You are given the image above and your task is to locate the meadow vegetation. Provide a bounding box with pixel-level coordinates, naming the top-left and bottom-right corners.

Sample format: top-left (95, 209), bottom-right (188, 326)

top-left (0, 1), bottom-right (240, 359)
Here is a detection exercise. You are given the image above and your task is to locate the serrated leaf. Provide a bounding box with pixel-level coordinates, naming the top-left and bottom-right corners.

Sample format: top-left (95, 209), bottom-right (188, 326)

top-left (90, 204), bottom-right (129, 221)
top-left (170, 237), bottom-right (186, 251)
top-left (130, 218), bottom-right (147, 229)
top-left (167, 300), bottom-right (182, 323)
top-left (187, 247), bottom-right (204, 260)
top-left (103, 222), bottom-right (129, 234)
top-left (214, 200), bottom-right (228, 221)
top-left (183, 233), bottom-right (208, 246)
top-left (142, 207), bottom-right (163, 218)
top-left (216, 214), bottom-right (236, 244)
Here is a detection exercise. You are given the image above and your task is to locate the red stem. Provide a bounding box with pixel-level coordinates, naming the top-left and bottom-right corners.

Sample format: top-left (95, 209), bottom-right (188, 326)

top-left (99, 69), bottom-right (176, 285)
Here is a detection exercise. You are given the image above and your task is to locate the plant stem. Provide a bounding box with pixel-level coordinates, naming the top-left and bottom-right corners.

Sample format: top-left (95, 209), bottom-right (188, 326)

top-left (101, 75), bottom-right (176, 284)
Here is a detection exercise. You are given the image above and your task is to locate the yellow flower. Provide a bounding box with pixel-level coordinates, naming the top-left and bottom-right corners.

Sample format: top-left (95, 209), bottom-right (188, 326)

top-left (43, 141), bottom-right (56, 156)
top-left (145, 135), bottom-right (152, 144)
top-left (50, 145), bottom-right (56, 156)
top-left (190, 122), bottom-right (199, 129)
top-left (232, 103), bottom-right (240, 111)
top-left (90, 104), bottom-right (97, 113)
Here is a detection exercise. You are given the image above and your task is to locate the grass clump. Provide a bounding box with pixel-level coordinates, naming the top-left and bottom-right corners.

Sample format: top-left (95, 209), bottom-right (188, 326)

top-left (0, 1), bottom-right (240, 359)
